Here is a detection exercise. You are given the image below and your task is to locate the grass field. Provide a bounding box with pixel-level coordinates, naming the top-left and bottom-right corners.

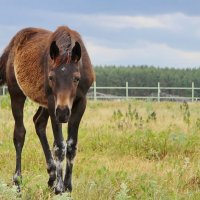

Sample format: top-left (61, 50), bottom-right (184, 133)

top-left (1, 96), bottom-right (200, 199)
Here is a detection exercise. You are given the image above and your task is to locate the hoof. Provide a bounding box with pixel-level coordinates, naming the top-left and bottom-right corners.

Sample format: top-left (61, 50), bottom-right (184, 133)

top-left (54, 180), bottom-right (64, 195)
top-left (64, 178), bottom-right (72, 192)
top-left (48, 177), bottom-right (55, 188)
top-left (16, 185), bottom-right (21, 193)
top-left (13, 174), bottom-right (22, 192)
top-left (47, 162), bottom-right (56, 188)
top-left (48, 171), bottom-right (56, 188)
top-left (55, 188), bottom-right (62, 195)
top-left (54, 185), bottom-right (64, 195)
top-left (64, 184), bottom-right (72, 193)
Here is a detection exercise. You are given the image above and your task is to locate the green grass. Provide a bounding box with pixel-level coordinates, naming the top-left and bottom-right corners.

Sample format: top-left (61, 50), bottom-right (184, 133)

top-left (1, 97), bottom-right (200, 199)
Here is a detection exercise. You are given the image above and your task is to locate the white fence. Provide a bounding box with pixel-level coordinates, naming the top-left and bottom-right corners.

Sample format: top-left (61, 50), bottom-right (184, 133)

top-left (1, 82), bottom-right (200, 102)
top-left (87, 82), bottom-right (200, 102)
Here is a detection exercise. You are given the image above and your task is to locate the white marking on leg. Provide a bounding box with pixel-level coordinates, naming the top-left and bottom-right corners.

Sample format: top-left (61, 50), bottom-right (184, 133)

top-left (67, 138), bottom-right (73, 146)
top-left (66, 138), bottom-right (76, 166)
top-left (67, 158), bottom-right (75, 166)
top-left (47, 158), bottom-right (56, 176)
top-left (53, 141), bottom-right (66, 161)
top-left (56, 160), bottom-right (63, 172)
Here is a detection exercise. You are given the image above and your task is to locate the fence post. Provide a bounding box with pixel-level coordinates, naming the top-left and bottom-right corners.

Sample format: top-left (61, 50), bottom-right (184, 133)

top-left (3, 86), bottom-right (5, 96)
top-left (94, 81), bottom-right (97, 100)
top-left (192, 82), bottom-right (194, 102)
top-left (157, 82), bottom-right (160, 102)
top-left (126, 82), bottom-right (128, 100)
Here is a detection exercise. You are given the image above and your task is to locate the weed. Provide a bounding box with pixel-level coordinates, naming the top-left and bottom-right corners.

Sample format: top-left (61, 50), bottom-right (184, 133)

top-left (195, 118), bottom-right (200, 130)
top-left (146, 111), bottom-right (156, 123)
top-left (115, 183), bottom-right (131, 200)
top-left (113, 109), bottom-right (123, 121)
top-left (113, 104), bottom-right (147, 130)
top-left (180, 102), bottom-right (190, 126)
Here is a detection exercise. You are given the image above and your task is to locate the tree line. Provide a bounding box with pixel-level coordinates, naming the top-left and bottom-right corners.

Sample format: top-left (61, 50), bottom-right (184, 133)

top-left (93, 65), bottom-right (200, 98)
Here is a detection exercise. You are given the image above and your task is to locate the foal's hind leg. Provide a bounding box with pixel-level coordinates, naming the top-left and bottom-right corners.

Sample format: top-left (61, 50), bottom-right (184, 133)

top-left (33, 107), bottom-right (56, 187)
top-left (10, 93), bottom-right (26, 192)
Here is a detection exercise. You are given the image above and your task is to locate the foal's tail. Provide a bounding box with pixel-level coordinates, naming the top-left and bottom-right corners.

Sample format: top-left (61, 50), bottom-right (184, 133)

top-left (0, 48), bottom-right (9, 86)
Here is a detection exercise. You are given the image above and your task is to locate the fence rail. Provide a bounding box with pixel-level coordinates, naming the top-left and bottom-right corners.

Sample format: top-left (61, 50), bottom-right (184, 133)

top-left (88, 81), bottom-right (200, 101)
top-left (1, 82), bottom-right (200, 102)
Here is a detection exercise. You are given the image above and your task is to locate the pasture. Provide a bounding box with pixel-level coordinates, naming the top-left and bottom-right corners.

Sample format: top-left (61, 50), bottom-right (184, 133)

top-left (1, 96), bottom-right (200, 199)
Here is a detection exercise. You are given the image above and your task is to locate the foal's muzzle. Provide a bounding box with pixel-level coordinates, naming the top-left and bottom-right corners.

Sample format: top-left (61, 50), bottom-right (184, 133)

top-left (56, 106), bottom-right (70, 123)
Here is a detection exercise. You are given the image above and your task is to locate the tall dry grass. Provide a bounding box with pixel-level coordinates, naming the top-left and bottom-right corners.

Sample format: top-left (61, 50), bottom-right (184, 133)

top-left (0, 96), bottom-right (200, 199)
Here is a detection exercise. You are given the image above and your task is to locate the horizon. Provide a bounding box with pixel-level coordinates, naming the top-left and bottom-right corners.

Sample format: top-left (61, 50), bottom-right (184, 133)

top-left (94, 64), bottom-right (200, 70)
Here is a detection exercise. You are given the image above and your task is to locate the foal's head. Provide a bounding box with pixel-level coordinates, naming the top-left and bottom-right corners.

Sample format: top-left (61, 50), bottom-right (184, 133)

top-left (47, 40), bottom-right (81, 123)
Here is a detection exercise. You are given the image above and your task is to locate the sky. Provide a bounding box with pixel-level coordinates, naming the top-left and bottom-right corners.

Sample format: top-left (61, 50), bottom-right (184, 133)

top-left (0, 0), bottom-right (200, 68)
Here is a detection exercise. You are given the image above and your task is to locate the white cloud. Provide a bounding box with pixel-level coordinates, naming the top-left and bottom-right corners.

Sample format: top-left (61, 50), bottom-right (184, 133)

top-left (34, 11), bottom-right (200, 32)
top-left (76, 14), bottom-right (167, 29)
top-left (85, 38), bottom-right (200, 68)
top-left (19, 10), bottom-right (185, 30)
top-left (85, 12), bottom-right (200, 33)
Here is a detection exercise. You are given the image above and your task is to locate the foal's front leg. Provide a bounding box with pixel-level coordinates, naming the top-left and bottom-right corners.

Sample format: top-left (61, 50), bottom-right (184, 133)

top-left (50, 117), bottom-right (66, 194)
top-left (48, 95), bottom-right (66, 194)
top-left (64, 97), bottom-right (86, 192)
top-left (33, 107), bottom-right (56, 188)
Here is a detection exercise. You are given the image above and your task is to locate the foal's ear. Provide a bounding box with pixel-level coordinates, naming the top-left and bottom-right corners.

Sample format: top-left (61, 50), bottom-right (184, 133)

top-left (50, 41), bottom-right (59, 60)
top-left (71, 42), bottom-right (81, 62)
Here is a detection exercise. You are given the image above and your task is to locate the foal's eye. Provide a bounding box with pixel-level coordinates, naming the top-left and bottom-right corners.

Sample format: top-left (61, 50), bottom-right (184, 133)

top-left (73, 77), bottom-right (80, 83)
top-left (49, 75), bottom-right (54, 81)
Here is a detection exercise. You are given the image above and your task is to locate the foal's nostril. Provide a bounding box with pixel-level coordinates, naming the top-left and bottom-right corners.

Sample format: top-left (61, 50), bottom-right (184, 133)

top-left (56, 106), bottom-right (70, 123)
top-left (64, 107), bottom-right (70, 116)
